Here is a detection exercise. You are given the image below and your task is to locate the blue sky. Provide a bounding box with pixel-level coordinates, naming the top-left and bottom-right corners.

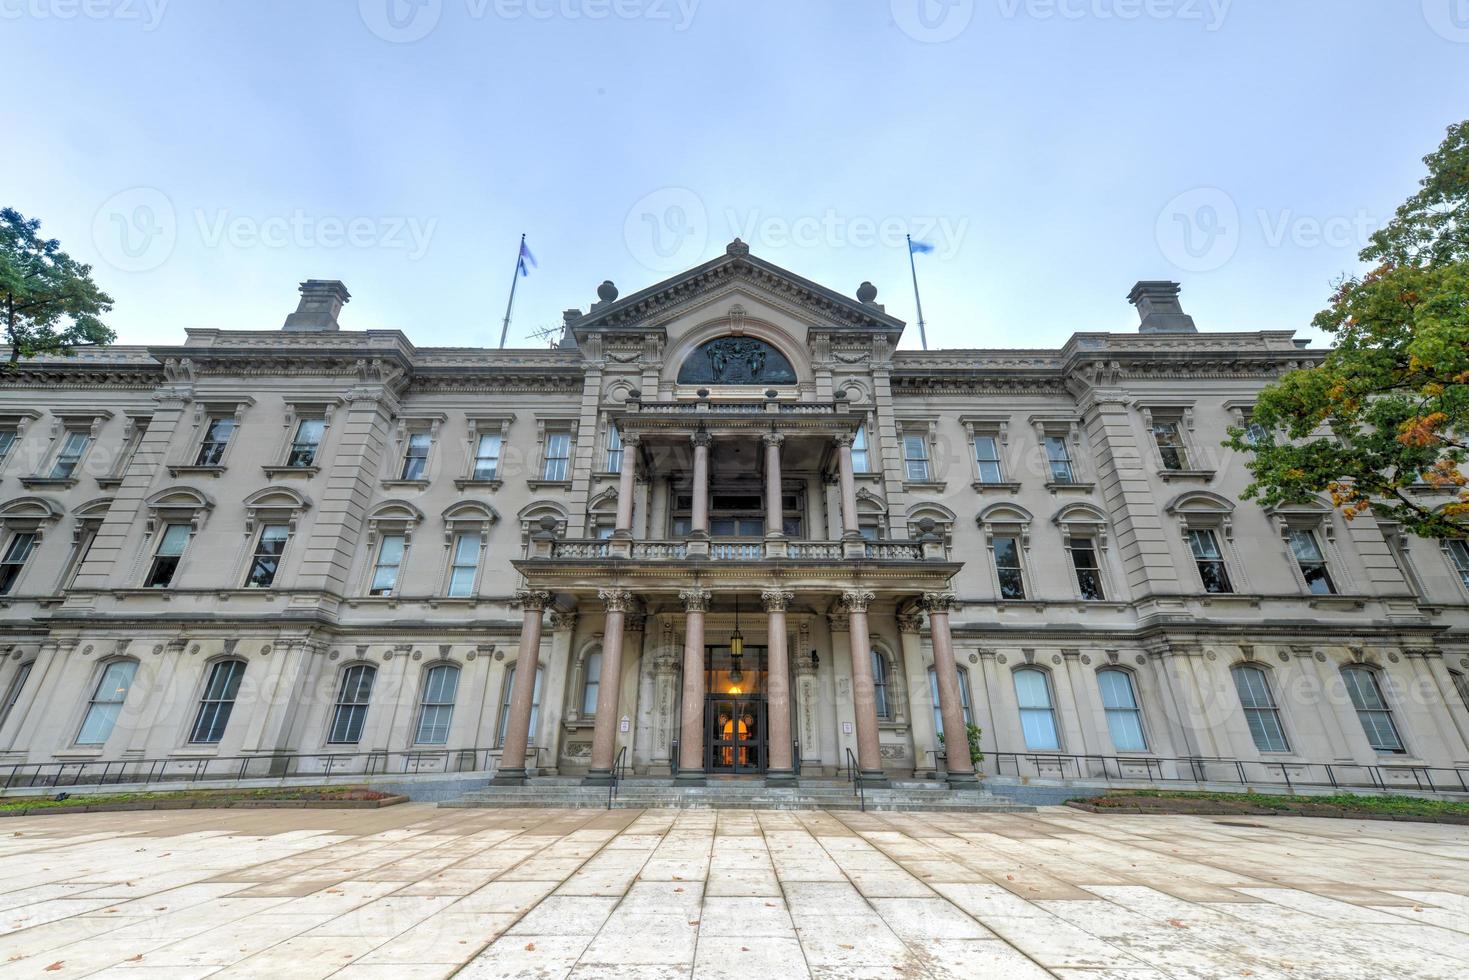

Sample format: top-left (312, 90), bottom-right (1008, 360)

top-left (7, 1), bottom-right (1467, 351)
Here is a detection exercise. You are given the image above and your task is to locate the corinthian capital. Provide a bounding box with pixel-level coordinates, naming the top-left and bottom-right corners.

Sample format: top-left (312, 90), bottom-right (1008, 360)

top-left (761, 589), bottom-right (795, 612)
top-left (762, 432), bottom-right (786, 449)
top-left (920, 592), bottom-right (959, 614)
top-left (839, 589), bottom-right (876, 613)
top-left (598, 588), bottom-right (635, 613)
top-left (513, 589), bottom-right (552, 612)
top-left (679, 588), bottom-right (712, 613)
top-left (691, 430), bottom-right (713, 449)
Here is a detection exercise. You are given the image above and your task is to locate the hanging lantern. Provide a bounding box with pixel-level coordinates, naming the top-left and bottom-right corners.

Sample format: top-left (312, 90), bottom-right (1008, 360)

top-left (729, 594), bottom-right (744, 683)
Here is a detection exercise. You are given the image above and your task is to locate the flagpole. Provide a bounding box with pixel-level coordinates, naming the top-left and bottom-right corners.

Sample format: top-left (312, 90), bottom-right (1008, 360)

top-left (906, 234), bottom-right (929, 351)
top-left (498, 233), bottom-right (526, 350)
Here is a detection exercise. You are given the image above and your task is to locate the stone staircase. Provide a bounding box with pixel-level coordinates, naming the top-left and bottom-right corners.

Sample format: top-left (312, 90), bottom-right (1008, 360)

top-left (440, 776), bottom-right (1034, 813)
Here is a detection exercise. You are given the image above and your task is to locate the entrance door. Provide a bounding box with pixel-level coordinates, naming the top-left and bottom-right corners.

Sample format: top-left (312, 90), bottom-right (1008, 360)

top-left (706, 697), bottom-right (766, 774)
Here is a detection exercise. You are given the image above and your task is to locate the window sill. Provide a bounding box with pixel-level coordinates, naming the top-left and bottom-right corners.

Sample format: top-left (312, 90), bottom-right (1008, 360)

top-left (170, 747), bottom-right (220, 758)
top-left (263, 465), bottom-right (320, 479)
top-left (20, 476), bottom-right (78, 489)
top-left (168, 465), bottom-right (227, 478)
top-left (52, 749), bottom-right (105, 759)
top-left (1307, 595), bottom-right (1368, 610)
top-left (95, 476), bottom-right (123, 489)
top-left (1158, 469), bottom-right (1216, 482)
top-left (454, 478), bottom-right (504, 491)
top-left (381, 479), bottom-right (430, 490)
top-left (1045, 481), bottom-right (1096, 493)
top-left (527, 480), bottom-right (572, 490)
top-left (904, 480), bottom-right (948, 493)
top-left (972, 481), bottom-right (1022, 495)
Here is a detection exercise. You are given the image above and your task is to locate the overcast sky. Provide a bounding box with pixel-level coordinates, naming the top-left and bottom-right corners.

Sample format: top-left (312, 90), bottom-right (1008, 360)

top-left (8, 1), bottom-right (1467, 351)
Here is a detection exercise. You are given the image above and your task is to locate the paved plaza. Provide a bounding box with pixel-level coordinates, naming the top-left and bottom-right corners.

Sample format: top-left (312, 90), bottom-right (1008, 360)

top-left (0, 804), bottom-right (1466, 978)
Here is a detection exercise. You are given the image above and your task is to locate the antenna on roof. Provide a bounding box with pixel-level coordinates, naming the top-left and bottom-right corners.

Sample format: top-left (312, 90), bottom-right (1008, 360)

top-left (526, 324), bottom-right (561, 348)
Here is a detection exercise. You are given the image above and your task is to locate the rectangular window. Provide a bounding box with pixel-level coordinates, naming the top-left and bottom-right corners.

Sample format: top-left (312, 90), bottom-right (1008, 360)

top-left (0, 532), bottom-right (37, 596)
top-left (851, 427), bottom-right (870, 474)
top-left (145, 524), bottom-right (191, 588)
top-left (244, 524), bottom-right (290, 589)
top-left (0, 431), bottom-right (16, 468)
top-left (1069, 539), bottom-right (1105, 601)
top-left (189, 660), bottom-right (245, 744)
top-left (1447, 540), bottom-right (1469, 590)
top-left (287, 419), bottom-right (325, 468)
top-left (369, 534), bottom-right (405, 596)
top-left (473, 433), bottom-right (502, 482)
top-left (1014, 670), bottom-right (1060, 751)
top-left (1044, 435), bottom-right (1075, 483)
top-left (1098, 670), bottom-right (1146, 751)
top-left (1152, 420), bottom-right (1188, 470)
top-left (49, 430), bottom-right (90, 479)
top-left (1289, 529), bottom-right (1336, 595)
top-left (1243, 420), bottom-right (1269, 446)
top-left (415, 665), bottom-right (459, 745)
top-left (446, 532), bottom-right (481, 598)
top-left (1452, 671), bottom-right (1469, 714)
top-left (993, 535), bottom-right (1026, 600)
top-left (195, 417), bottom-right (236, 466)
top-left (581, 652), bottom-right (602, 716)
top-left (77, 660), bottom-right (137, 745)
top-left (1232, 666), bottom-right (1290, 753)
top-left (604, 425), bottom-right (623, 474)
top-left (929, 666), bottom-right (973, 738)
top-left (328, 664), bottom-right (376, 744)
top-left (1342, 667), bottom-right (1405, 754)
top-left (400, 432), bottom-right (431, 480)
top-left (872, 650), bottom-right (891, 719)
top-left (1188, 528), bottom-right (1233, 594)
top-left (542, 431), bottom-right (571, 482)
top-left (902, 433), bottom-right (931, 482)
top-left (973, 436), bottom-right (1003, 483)
top-left (0, 661), bottom-right (32, 732)
top-left (498, 665), bottom-right (543, 746)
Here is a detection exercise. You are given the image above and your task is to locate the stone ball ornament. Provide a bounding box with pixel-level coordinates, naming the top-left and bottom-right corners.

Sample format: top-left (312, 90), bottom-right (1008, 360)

top-left (598, 280), bottom-right (619, 303)
top-left (856, 281), bottom-right (878, 304)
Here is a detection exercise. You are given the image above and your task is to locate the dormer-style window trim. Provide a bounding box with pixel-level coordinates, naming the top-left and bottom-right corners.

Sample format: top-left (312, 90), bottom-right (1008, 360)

top-left (241, 486), bottom-right (313, 535)
top-left (0, 410), bottom-right (42, 475)
top-left (96, 413), bottom-right (152, 489)
top-left (517, 500), bottom-right (569, 552)
top-left (1139, 401), bottom-right (1215, 481)
top-left (143, 486), bottom-right (216, 536)
top-left (171, 398), bottom-right (253, 477)
top-left (441, 499), bottom-right (500, 545)
top-left (361, 500), bottom-right (426, 600)
top-left (1165, 489), bottom-right (1245, 594)
top-left (1051, 501), bottom-right (1110, 550)
top-left (384, 413), bottom-right (448, 487)
top-left (21, 410), bottom-right (112, 489)
top-left (457, 413), bottom-right (516, 490)
top-left (440, 500), bottom-right (498, 599)
top-left (1265, 498), bottom-right (1349, 596)
top-left (529, 415), bottom-right (578, 488)
top-left (0, 496), bottom-right (64, 542)
top-left (895, 417), bottom-right (945, 491)
top-left (1029, 414), bottom-right (1091, 490)
top-left (905, 501), bottom-right (956, 550)
top-left (364, 499), bottom-right (426, 545)
top-left (978, 502), bottom-right (1033, 601)
top-left (959, 414), bottom-right (1018, 492)
top-left (264, 398), bottom-right (342, 477)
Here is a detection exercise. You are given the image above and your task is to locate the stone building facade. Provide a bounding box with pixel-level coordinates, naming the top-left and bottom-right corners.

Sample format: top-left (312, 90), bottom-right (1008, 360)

top-left (1, 240), bottom-right (1468, 789)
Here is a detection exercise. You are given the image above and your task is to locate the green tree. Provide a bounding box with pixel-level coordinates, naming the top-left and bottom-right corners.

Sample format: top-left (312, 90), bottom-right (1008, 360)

top-left (0, 207), bottom-right (115, 368)
top-left (1227, 121), bottom-right (1469, 539)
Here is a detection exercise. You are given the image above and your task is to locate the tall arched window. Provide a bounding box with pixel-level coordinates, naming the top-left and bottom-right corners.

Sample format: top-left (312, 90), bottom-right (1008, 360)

top-left (415, 664), bottom-right (460, 745)
top-left (1341, 665), bottom-right (1405, 754)
top-left (1097, 669), bottom-right (1146, 752)
top-left (1452, 670), bottom-right (1469, 714)
top-left (189, 660), bottom-right (245, 744)
top-left (928, 665), bottom-right (973, 737)
top-left (1013, 668), bottom-right (1059, 750)
top-left (498, 664), bottom-right (544, 747)
top-left (872, 650), bottom-right (892, 720)
top-left (1231, 665), bottom-right (1288, 753)
top-left (581, 650), bottom-right (603, 717)
top-left (328, 664), bottom-right (376, 744)
top-left (77, 660), bottom-right (138, 745)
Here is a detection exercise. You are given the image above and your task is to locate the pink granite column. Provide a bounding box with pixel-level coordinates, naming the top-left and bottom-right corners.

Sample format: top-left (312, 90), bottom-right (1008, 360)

top-left (495, 589), bottom-right (550, 785)
top-left (691, 431), bottom-right (712, 536)
top-left (924, 592), bottom-right (978, 787)
top-left (763, 433), bottom-right (785, 538)
top-left (763, 588), bottom-right (796, 783)
top-left (585, 589), bottom-right (633, 785)
top-left (835, 433), bottom-right (860, 538)
top-left (841, 589), bottom-right (887, 784)
top-left (676, 588), bottom-right (711, 783)
top-left (614, 433), bottom-right (639, 535)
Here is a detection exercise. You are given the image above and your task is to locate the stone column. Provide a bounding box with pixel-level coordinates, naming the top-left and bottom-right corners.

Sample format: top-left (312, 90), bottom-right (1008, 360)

top-left (614, 433), bottom-right (639, 536)
top-left (495, 589), bottom-right (550, 785)
top-left (688, 431), bottom-right (712, 558)
top-left (841, 589), bottom-right (888, 785)
top-left (676, 588), bottom-right (711, 783)
top-left (764, 433), bottom-right (785, 536)
top-left (794, 641), bottom-right (822, 773)
top-left (585, 589), bottom-right (633, 785)
top-left (763, 589), bottom-right (796, 784)
top-left (835, 433), bottom-right (861, 537)
top-left (923, 593), bottom-right (977, 787)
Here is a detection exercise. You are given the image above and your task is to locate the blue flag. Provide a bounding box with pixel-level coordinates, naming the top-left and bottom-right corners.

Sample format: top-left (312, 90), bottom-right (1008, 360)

top-left (909, 239), bottom-right (936, 255)
top-left (518, 240), bottom-right (537, 276)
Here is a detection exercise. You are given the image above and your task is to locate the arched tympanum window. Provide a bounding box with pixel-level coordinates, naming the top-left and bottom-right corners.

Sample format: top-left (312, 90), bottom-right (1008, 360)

top-left (677, 337), bottom-right (797, 385)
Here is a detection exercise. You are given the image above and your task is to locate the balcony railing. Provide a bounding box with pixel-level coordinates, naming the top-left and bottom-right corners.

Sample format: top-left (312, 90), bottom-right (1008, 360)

top-left (543, 538), bottom-right (936, 561)
top-left (622, 399), bottom-right (846, 417)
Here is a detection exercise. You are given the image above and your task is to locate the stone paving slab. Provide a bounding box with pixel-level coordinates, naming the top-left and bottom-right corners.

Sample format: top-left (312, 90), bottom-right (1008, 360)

top-left (0, 805), bottom-right (1465, 978)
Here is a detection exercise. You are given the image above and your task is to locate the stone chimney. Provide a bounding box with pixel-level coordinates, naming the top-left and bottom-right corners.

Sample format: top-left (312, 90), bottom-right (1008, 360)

top-left (282, 280), bottom-right (351, 332)
top-left (1127, 281), bottom-right (1197, 334)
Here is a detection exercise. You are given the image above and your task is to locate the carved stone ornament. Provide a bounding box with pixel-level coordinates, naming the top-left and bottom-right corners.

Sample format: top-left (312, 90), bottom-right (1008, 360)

top-left (678, 336), bottom-right (797, 386)
top-left (599, 589), bottom-right (634, 613)
top-left (260, 644), bottom-right (272, 655)
top-left (1315, 652), bottom-right (1327, 663)
top-left (679, 588), bottom-right (712, 613)
top-left (997, 654), bottom-right (1008, 665)
top-left (760, 589), bottom-right (795, 612)
top-left (549, 611), bottom-right (579, 632)
top-left (968, 653), bottom-right (979, 665)
top-left (1134, 655), bottom-right (1146, 666)
top-left (1387, 651), bottom-right (1400, 664)
top-left (839, 590), bottom-right (876, 614)
top-left (1081, 654), bottom-right (1092, 665)
top-left (513, 589), bottom-right (552, 612)
top-left (896, 612), bottom-right (924, 635)
top-left (920, 592), bottom-right (959, 614)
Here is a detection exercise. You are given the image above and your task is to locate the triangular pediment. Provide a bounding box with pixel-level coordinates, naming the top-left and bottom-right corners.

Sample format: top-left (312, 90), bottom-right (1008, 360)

top-left (569, 240), bottom-right (905, 343)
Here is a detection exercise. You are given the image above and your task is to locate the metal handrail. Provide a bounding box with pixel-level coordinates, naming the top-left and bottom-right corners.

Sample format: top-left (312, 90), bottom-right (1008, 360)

top-left (845, 747), bottom-right (865, 812)
top-left (608, 745), bottom-right (629, 809)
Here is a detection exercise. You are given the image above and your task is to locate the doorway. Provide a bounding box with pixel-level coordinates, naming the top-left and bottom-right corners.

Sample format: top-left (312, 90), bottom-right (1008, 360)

top-left (703, 644), bottom-right (767, 775)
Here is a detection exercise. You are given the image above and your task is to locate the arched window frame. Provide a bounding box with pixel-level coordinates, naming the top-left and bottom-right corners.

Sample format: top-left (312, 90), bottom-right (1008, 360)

top-left (497, 661), bottom-right (545, 748)
top-left (572, 645), bottom-right (604, 721)
top-left (1095, 667), bottom-right (1148, 752)
top-left (187, 657), bottom-right (247, 745)
top-left (978, 503), bottom-right (1033, 601)
top-left (1165, 490), bottom-right (1244, 595)
top-left (1012, 666), bottom-right (1060, 751)
top-left (1340, 663), bottom-right (1406, 755)
top-left (0, 657), bottom-right (36, 734)
top-left (1230, 662), bottom-right (1290, 754)
top-left (76, 657), bottom-right (140, 746)
top-left (413, 662), bottom-right (461, 745)
top-left (871, 647), bottom-right (894, 721)
top-left (440, 501), bottom-right (498, 598)
top-left (327, 663), bottom-right (377, 745)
